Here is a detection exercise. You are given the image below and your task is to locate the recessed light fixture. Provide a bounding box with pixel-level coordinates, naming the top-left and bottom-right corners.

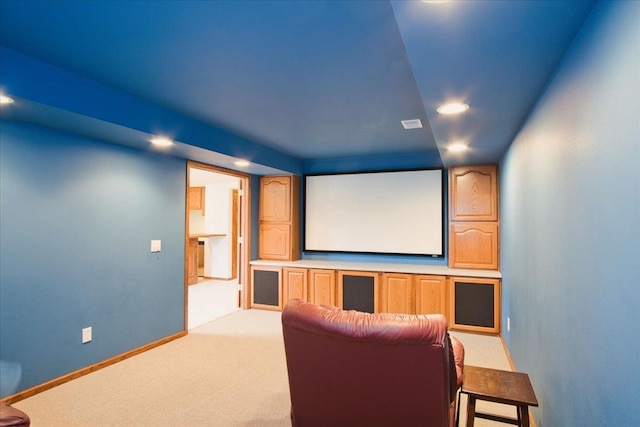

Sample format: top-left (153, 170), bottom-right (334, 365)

top-left (234, 160), bottom-right (250, 167)
top-left (0, 94), bottom-right (15, 105)
top-left (149, 137), bottom-right (174, 147)
top-left (447, 143), bottom-right (468, 152)
top-left (401, 119), bottom-right (423, 130)
top-left (437, 102), bottom-right (469, 115)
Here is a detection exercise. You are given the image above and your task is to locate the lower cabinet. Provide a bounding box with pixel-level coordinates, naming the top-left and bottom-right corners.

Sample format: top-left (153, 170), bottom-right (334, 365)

top-left (251, 266), bottom-right (282, 310)
top-left (380, 273), bottom-right (415, 314)
top-left (283, 268), bottom-right (307, 306)
top-left (309, 269), bottom-right (336, 306)
top-left (250, 264), bottom-right (501, 333)
top-left (187, 238), bottom-right (199, 285)
top-left (415, 275), bottom-right (447, 316)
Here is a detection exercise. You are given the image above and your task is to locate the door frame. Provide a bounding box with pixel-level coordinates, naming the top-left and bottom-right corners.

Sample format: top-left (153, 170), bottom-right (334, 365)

top-left (184, 161), bottom-right (252, 331)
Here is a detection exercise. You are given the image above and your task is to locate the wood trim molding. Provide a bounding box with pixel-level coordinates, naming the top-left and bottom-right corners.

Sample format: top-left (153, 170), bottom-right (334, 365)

top-left (1, 331), bottom-right (186, 404)
top-left (186, 161), bottom-right (252, 310)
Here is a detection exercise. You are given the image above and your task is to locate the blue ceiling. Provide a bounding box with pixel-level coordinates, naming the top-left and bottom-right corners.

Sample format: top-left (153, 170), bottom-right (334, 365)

top-left (0, 0), bottom-right (596, 171)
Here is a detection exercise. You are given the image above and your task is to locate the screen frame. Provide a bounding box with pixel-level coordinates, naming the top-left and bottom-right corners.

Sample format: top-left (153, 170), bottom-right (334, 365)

top-left (302, 167), bottom-right (445, 257)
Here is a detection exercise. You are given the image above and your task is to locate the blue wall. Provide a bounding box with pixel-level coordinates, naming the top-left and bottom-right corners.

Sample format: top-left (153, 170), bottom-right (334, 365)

top-left (0, 120), bottom-right (186, 397)
top-left (500, 1), bottom-right (640, 426)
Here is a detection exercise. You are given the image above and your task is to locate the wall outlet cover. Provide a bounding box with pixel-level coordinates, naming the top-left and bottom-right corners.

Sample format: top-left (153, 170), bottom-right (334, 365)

top-left (82, 327), bottom-right (92, 344)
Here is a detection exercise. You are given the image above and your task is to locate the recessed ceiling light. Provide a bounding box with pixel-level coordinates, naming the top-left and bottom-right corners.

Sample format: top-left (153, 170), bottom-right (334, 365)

top-left (437, 103), bottom-right (469, 115)
top-left (401, 119), bottom-right (423, 130)
top-left (447, 143), bottom-right (468, 152)
top-left (150, 137), bottom-right (174, 147)
top-left (0, 94), bottom-right (15, 105)
top-left (234, 160), bottom-right (250, 167)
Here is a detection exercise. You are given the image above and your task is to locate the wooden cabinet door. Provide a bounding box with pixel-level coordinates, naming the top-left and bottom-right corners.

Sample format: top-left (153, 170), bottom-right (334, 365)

top-left (415, 275), bottom-right (446, 316)
top-left (449, 165), bottom-right (498, 221)
top-left (380, 273), bottom-right (415, 314)
top-left (258, 223), bottom-right (292, 260)
top-left (309, 269), bottom-right (336, 306)
top-left (188, 187), bottom-right (205, 213)
top-left (449, 222), bottom-right (499, 270)
top-left (260, 176), bottom-right (291, 222)
top-left (187, 238), bottom-right (199, 285)
top-left (283, 268), bottom-right (307, 304)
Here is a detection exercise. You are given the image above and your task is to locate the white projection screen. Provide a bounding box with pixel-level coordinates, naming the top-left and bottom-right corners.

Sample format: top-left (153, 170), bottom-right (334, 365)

top-left (304, 169), bottom-right (443, 256)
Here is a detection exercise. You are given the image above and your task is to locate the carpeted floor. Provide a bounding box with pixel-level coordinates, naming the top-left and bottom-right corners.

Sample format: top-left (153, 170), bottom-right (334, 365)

top-left (12, 309), bottom-right (518, 426)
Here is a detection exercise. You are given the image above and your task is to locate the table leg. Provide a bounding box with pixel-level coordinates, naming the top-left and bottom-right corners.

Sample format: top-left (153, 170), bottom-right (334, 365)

top-left (519, 405), bottom-right (530, 427)
top-left (466, 395), bottom-right (476, 427)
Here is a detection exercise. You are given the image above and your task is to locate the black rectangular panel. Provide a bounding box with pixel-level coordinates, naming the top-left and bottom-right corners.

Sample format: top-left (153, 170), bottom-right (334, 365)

top-left (342, 275), bottom-right (375, 313)
top-left (454, 282), bottom-right (494, 328)
top-left (253, 270), bottom-right (279, 306)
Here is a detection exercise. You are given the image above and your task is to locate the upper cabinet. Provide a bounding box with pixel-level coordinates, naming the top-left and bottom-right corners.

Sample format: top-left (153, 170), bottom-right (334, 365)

top-left (449, 165), bottom-right (498, 221)
top-left (259, 175), bottom-right (300, 261)
top-left (449, 165), bottom-right (499, 270)
top-left (260, 176), bottom-right (293, 222)
top-left (188, 186), bottom-right (205, 214)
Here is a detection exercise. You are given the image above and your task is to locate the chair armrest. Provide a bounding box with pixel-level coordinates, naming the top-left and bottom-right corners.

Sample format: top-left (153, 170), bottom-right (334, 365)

top-left (450, 335), bottom-right (465, 389)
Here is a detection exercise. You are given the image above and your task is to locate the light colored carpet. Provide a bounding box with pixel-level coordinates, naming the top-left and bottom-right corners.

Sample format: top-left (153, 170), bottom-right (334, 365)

top-left (12, 310), bottom-right (518, 427)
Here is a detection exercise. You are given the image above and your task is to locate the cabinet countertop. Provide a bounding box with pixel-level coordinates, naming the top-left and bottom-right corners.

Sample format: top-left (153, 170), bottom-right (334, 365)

top-left (250, 259), bottom-right (501, 279)
top-left (189, 234), bottom-right (226, 238)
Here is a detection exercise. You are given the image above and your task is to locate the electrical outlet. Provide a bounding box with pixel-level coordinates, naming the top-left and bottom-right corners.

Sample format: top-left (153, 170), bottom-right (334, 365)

top-left (82, 327), bottom-right (92, 344)
top-left (507, 317), bottom-right (511, 332)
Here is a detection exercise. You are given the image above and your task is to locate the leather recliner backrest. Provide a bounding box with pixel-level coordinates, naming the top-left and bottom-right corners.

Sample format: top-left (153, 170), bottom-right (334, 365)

top-left (282, 299), bottom-right (455, 427)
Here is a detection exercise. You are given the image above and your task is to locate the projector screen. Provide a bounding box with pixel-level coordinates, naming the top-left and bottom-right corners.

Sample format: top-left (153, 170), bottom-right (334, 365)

top-left (304, 169), bottom-right (443, 256)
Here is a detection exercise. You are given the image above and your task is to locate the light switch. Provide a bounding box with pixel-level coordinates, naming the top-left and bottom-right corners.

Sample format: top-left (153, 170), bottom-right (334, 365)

top-left (82, 327), bottom-right (92, 344)
top-left (151, 240), bottom-right (161, 252)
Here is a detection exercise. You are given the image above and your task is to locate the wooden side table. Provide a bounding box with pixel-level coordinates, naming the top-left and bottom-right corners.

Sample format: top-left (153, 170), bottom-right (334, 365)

top-left (458, 365), bottom-right (539, 427)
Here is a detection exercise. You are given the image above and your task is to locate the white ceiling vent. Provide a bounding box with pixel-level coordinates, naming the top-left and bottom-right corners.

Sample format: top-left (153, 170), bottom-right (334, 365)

top-left (401, 119), bottom-right (423, 129)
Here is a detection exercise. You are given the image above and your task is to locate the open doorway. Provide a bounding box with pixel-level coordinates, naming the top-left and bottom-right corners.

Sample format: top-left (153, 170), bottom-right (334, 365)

top-left (185, 161), bottom-right (251, 330)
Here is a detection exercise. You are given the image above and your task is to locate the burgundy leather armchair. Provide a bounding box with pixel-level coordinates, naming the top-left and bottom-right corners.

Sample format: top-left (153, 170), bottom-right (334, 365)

top-left (0, 403), bottom-right (30, 427)
top-left (282, 299), bottom-right (464, 427)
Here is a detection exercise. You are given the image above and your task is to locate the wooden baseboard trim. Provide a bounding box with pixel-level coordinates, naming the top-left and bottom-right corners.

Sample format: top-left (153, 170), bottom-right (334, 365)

top-left (1, 330), bottom-right (187, 404)
top-left (499, 334), bottom-right (538, 427)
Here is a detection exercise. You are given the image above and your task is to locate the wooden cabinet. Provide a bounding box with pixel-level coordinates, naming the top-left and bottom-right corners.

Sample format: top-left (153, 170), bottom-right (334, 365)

top-left (309, 269), bottom-right (336, 306)
top-left (258, 223), bottom-right (292, 260)
top-left (449, 277), bottom-right (501, 334)
top-left (449, 165), bottom-right (498, 221)
top-left (449, 222), bottom-right (499, 270)
top-left (415, 275), bottom-right (447, 316)
top-left (449, 165), bottom-right (499, 270)
top-left (187, 238), bottom-right (199, 285)
top-left (380, 273), bottom-right (415, 314)
top-left (283, 268), bottom-right (307, 305)
top-left (259, 175), bottom-right (300, 261)
top-left (249, 262), bottom-right (501, 333)
top-left (188, 186), bottom-right (205, 214)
